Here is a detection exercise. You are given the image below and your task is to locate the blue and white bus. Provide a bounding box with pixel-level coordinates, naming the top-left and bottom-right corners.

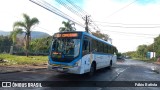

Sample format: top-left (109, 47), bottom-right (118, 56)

top-left (48, 31), bottom-right (118, 75)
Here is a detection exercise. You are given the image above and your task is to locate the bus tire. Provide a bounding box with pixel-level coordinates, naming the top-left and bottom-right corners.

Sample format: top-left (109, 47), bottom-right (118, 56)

top-left (88, 62), bottom-right (96, 76)
top-left (108, 60), bottom-right (112, 69)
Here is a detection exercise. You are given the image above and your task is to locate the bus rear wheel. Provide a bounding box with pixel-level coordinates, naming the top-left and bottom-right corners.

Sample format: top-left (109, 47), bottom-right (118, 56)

top-left (88, 62), bottom-right (96, 76)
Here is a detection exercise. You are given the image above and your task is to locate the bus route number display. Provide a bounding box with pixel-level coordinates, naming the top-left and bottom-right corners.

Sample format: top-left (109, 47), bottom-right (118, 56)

top-left (55, 33), bottom-right (78, 38)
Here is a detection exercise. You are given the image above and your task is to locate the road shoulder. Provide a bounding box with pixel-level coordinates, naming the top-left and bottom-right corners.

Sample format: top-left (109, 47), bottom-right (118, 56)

top-left (0, 64), bottom-right (47, 74)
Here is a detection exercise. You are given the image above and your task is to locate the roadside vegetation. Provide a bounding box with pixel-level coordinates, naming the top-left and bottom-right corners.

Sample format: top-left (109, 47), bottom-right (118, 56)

top-left (131, 57), bottom-right (157, 63)
top-left (0, 54), bottom-right (47, 66)
top-left (123, 34), bottom-right (160, 63)
top-left (123, 51), bottom-right (158, 63)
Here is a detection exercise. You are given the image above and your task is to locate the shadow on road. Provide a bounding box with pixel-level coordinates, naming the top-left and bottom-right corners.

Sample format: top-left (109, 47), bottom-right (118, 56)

top-left (47, 67), bottom-right (115, 81)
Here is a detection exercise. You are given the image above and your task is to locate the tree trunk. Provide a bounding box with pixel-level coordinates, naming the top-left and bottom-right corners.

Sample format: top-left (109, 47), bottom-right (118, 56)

top-left (26, 34), bottom-right (30, 57)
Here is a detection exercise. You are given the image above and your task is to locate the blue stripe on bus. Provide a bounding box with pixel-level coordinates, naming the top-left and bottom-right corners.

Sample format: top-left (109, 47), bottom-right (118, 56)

top-left (92, 52), bottom-right (114, 55)
top-left (48, 56), bottom-right (81, 66)
top-left (48, 52), bottom-right (115, 66)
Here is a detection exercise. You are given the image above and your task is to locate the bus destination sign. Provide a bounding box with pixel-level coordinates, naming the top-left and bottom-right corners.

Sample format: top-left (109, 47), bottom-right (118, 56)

top-left (55, 33), bottom-right (78, 38)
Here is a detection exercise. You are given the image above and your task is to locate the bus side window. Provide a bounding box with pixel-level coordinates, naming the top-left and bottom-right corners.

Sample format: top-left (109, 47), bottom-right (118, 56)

top-left (82, 40), bottom-right (90, 55)
top-left (92, 39), bottom-right (97, 52)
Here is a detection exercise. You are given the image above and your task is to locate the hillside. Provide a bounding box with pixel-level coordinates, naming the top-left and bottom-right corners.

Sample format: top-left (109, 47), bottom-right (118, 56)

top-left (0, 31), bottom-right (50, 39)
top-left (0, 31), bottom-right (10, 36)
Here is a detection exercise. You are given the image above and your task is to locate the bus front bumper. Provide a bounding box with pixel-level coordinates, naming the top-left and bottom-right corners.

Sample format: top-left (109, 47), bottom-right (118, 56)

top-left (48, 64), bottom-right (81, 74)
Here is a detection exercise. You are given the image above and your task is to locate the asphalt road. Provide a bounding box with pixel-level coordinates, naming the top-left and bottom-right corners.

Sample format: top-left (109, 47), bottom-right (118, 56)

top-left (0, 59), bottom-right (160, 90)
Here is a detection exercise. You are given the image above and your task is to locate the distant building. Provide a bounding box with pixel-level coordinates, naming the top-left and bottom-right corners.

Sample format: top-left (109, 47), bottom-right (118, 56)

top-left (147, 52), bottom-right (156, 59)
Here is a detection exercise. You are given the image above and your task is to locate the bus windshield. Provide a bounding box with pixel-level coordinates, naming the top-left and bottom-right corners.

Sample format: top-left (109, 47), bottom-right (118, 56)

top-left (51, 38), bottom-right (80, 59)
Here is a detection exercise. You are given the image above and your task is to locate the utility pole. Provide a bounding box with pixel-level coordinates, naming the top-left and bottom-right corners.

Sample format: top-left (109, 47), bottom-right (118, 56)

top-left (85, 15), bottom-right (89, 33)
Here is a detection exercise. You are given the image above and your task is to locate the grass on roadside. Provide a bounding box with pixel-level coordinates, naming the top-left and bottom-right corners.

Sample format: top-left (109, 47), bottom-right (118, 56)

top-left (0, 54), bottom-right (48, 66)
top-left (131, 57), bottom-right (157, 63)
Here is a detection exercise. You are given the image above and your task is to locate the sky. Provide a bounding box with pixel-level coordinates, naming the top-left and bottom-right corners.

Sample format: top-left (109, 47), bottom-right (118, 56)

top-left (0, 0), bottom-right (160, 53)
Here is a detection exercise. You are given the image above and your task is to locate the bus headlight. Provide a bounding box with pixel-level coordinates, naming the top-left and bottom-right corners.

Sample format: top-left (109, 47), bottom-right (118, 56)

top-left (74, 60), bottom-right (81, 67)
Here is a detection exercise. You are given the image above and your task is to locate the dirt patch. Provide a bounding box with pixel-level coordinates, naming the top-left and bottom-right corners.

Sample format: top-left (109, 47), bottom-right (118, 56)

top-left (0, 64), bottom-right (47, 73)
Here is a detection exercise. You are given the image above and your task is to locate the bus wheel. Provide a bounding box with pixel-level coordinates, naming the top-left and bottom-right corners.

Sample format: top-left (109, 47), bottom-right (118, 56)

top-left (88, 62), bottom-right (96, 76)
top-left (108, 60), bottom-right (112, 69)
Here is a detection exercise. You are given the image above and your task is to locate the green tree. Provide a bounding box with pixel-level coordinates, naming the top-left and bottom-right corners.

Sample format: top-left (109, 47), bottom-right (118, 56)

top-left (147, 44), bottom-right (154, 52)
top-left (30, 37), bottom-right (52, 52)
top-left (137, 45), bottom-right (148, 59)
top-left (13, 13), bottom-right (39, 57)
top-left (124, 51), bottom-right (138, 58)
top-left (117, 52), bottom-right (122, 57)
top-left (10, 28), bottom-right (23, 45)
top-left (154, 35), bottom-right (160, 57)
top-left (59, 20), bottom-right (76, 32)
top-left (92, 31), bottom-right (109, 41)
top-left (0, 35), bottom-right (12, 53)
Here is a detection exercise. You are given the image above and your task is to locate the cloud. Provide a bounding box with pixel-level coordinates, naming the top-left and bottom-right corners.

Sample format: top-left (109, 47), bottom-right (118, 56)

top-left (136, 0), bottom-right (159, 5)
top-left (113, 0), bottom-right (160, 5)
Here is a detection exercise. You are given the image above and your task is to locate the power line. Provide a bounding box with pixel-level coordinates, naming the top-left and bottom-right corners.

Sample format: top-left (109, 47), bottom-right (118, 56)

top-left (84, 16), bottom-right (101, 32)
top-left (55, 0), bottom-right (84, 19)
top-left (107, 32), bottom-right (156, 38)
top-left (96, 24), bottom-right (160, 28)
top-left (93, 21), bottom-right (160, 26)
top-left (56, 0), bottom-right (95, 33)
top-left (66, 0), bottom-right (89, 15)
top-left (63, 0), bottom-right (100, 31)
top-left (100, 29), bottom-right (158, 37)
top-left (30, 0), bottom-right (85, 28)
top-left (111, 33), bottom-right (155, 38)
top-left (30, 0), bottom-right (157, 38)
top-left (30, 0), bottom-right (105, 36)
top-left (30, 0), bottom-right (71, 20)
top-left (36, 26), bottom-right (54, 35)
top-left (106, 0), bottom-right (138, 18)
top-left (92, 20), bottom-right (160, 28)
top-left (41, 0), bottom-right (85, 27)
top-left (57, 0), bottom-right (96, 30)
